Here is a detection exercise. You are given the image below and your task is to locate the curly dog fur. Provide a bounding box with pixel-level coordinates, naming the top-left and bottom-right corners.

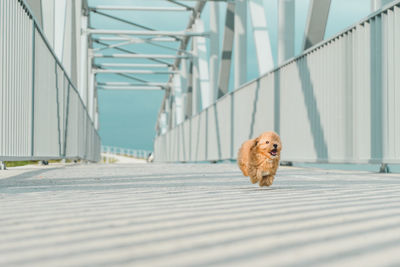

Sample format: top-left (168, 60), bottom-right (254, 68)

top-left (238, 131), bottom-right (282, 187)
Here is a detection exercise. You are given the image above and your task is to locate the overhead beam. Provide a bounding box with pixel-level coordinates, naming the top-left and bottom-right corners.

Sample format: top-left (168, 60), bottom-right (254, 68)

top-left (302, 0), bottom-right (331, 50)
top-left (98, 86), bottom-right (163, 90)
top-left (94, 69), bottom-right (179, 74)
top-left (93, 39), bottom-right (172, 66)
top-left (92, 53), bottom-right (188, 59)
top-left (90, 6), bottom-right (191, 12)
top-left (98, 82), bottom-right (166, 86)
top-left (97, 63), bottom-right (170, 68)
top-left (91, 36), bottom-right (178, 42)
top-left (87, 29), bottom-right (208, 37)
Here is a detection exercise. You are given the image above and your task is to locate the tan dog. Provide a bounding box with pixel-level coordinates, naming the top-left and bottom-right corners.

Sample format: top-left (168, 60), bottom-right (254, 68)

top-left (237, 131), bottom-right (282, 187)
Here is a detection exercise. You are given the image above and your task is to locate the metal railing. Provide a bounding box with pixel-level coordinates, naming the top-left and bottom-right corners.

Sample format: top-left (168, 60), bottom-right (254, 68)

top-left (101, 146), bottom-right (152, 160)
top-left (0, 0), bottom-right (100, 162)
top-left (155, 0), bottom-right (400, 164)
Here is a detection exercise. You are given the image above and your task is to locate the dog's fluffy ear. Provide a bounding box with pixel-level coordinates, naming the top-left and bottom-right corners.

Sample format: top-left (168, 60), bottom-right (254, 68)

top-left (253, 137), bottom-right (260, 147)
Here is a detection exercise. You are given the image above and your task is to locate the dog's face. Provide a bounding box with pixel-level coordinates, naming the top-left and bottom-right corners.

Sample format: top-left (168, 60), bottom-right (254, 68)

top-left (253, 131), bottom-right (282, 160)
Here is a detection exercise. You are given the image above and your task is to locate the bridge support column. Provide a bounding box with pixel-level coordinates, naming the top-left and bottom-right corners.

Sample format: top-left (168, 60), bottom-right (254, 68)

top-left (234, 0), bottom-right (247, 88)
top-left (185, 60), bottom-right (193, 119)
top-left (303, 0), bottom-right (331, 50)
top-left (173, 74), bottom-right (184, 125)
top-left (194, 18), bottom-right (211, 110)
top-left (371, 0), bottom-right (393, 11)
top-left (209, 2), bottom-right (220, 103)
top-left (217, 3), bottom-right (235, 98)
top-left (250, 0), bottom-right (274, 74)
top-left (278, 0), bottom-right (295, 64)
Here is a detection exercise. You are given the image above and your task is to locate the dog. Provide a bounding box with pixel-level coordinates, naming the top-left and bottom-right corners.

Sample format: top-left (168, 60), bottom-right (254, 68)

top-left (237, 131), bottom-right (282, 187)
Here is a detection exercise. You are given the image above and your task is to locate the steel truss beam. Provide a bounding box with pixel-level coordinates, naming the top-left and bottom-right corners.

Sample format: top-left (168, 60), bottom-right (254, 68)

top-left (91, 36), bottom-right (178, 42)
top-left (98, 86), bottom-right (163, 90)
top-left (303, 0), bottom-right (331, 50)
top-left (217, 2), bottom-right (235, 98)
top-left (94, 69), bottom-right (178, 74)
top-left (156, 1), bottom-right (207, 133)
top-left (92, 53), bottom-right (188, 59)
top-left (250, 0), bottom-right (274, 73)
top-left (87, 29), bottom-right (208, 37)
top-left (278, 0), bottom-right (295, 64)
top-left (97, 63), bottom-right (169, 68)
top-left (98, 82), bottom-right (166, 87)
top-left (93, 40), bottom-right (172, 67)
top-left (91, 6), bottom-right (191, 12)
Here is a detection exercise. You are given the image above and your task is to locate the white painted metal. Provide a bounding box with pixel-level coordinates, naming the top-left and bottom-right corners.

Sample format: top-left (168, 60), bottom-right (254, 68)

top-left (87, 29), bottom-right (208, 37)
top-left (94, 69), bottom-right (178, 74)
top-left (209, 2), bottom-right (220, 103)
top-left (234, 0), bottom-right (247, 88)
top-left (92, 53), bottom-right (188, 59)
top-left (101, 145), bottom-right (152, 160)
top-left (173, 74), bottom-right (184, 125)
top-left (54, 0), bottom-right (67, 60)
top-left (98, 82), bottom-right (166, 86)
top-left (98, 86), bottom-right (163, 90)
top-left (303, 0), bottom-right (332, 50)
top-left (91, 36), bottom-right (178, 42)
top-left (97, 63), bottom-right (169, 68)
top-left (155, 1), bottom-right (400, 164)
top-left (217, 2), bottom-right (235, 98)
top-left (192, 40), bottom-right (199, 116)
top-left (278, 0), bottom-right (295, 64)
top-left (0, 0), bottom-right (100, 162)
top-left (249, 0), bottom-right (274, 74)
top-left (80, 12), bottom-right (89, 110)
top-left (372, 0), bottom-right (394, 11)
top-left (91, 6), bottom-right (189, 12)
top-left (194, 18), bottom-right (211, 109)
top-left (155, 1), bottom-right (206, 132)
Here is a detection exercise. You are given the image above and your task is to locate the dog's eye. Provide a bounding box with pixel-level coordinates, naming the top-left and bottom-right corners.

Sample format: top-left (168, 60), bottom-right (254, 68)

top-left (266, 141), bottom-right (269, 144)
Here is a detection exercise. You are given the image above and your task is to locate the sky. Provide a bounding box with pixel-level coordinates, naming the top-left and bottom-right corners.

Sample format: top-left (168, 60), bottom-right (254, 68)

top-left (93, 0), bottom-right (371, 151)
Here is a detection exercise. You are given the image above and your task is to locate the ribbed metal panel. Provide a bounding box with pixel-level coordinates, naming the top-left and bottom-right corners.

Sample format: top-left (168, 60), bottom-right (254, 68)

top-left (0, 0), bottom-right (33, 158)
top-left (0, 0), bottom-right (100, 162)
top-left (155, 1), bottom-right (400, 164)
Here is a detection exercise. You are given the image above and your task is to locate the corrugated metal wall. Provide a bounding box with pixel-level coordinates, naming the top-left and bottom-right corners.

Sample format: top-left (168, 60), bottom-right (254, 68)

top-left (155, 2), bottom-right (400, 164)
top-left (0, 0), bottom-right (100, 162)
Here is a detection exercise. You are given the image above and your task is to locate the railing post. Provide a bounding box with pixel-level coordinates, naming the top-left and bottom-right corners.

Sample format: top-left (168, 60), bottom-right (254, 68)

top-left (0, 161), bottom-right (6, 170)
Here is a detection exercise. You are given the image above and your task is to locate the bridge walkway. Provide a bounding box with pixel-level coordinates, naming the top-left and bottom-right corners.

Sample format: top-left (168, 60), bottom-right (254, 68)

top-left (1, 163), bottom-right (400, 266)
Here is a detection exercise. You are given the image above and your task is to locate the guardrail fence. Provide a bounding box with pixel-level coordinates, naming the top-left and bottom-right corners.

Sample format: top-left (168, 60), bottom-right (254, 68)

top-left (101, 146), bottom-right (152, 160)
top-left (155, 1), bottom-right (400, 164)
top-left (0, 0), bottom-right (100, 162)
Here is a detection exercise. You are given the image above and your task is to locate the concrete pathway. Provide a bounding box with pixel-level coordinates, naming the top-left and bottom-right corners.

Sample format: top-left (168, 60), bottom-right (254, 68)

top-left (1, 163), bottom-right (400, 266)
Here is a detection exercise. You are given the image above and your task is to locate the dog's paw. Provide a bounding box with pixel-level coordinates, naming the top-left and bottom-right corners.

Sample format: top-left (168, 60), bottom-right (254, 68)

top-left (250, 176), bottom-right (259, 184)
top-left (259, 176), bottom-right (274, 187)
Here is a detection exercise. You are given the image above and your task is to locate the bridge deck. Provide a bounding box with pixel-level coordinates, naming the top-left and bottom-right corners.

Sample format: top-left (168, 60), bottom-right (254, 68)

top-left (1, 163), bottom-right (400, 266)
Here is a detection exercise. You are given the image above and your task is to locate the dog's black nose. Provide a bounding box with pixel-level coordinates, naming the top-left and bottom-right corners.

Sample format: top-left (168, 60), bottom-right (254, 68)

top-left (273, 144), bottom-right (278, 148)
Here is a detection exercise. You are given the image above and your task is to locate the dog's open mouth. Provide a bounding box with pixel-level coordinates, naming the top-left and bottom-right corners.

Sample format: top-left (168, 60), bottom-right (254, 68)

top-left (270, 149), bottom-right (278, 156)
